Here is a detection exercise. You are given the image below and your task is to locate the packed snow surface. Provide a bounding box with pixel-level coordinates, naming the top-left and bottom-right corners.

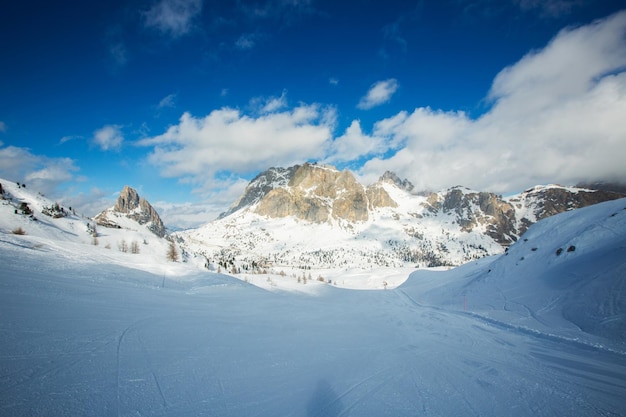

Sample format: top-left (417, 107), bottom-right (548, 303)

top-left (1, 181), bottom-right (626, 416)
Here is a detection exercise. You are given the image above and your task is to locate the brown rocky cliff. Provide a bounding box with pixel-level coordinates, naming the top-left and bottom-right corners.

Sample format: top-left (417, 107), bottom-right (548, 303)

top-left (254, 164), bottom-right (397, 223)
top-left (96, 186), bottom-right (167, 237)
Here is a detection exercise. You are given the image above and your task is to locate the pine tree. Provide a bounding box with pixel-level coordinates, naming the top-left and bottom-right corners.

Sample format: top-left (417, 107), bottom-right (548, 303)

top-left (167, 241), bottom-right (179, 262)
top-left (131, 241), bottom-right (140, 254)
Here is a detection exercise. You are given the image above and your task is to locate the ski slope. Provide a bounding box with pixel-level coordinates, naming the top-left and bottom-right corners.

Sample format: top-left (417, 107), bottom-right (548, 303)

top-left (1, 183), bottom-right (626, 415)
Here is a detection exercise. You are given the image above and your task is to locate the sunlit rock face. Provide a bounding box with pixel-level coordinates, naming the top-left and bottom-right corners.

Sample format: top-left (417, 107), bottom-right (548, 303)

top-left (254, 163), bottom-right (375, 223)
top-left (95, 186), bottom-right (167, 237)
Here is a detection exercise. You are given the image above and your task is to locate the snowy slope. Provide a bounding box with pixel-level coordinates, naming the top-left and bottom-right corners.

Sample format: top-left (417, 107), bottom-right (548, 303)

top-left (401, 197), bottom-right (626, 352)
top-left (2, 200), bottom-right (626, 416)
top-left (0, 178), bottom-right (182, 277)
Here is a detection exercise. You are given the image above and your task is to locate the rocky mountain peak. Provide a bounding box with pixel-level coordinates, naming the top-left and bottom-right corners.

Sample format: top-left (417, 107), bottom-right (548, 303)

top-left (380, 171), bottom-right (414, 192)
top-left (114, 186), bottom-right (141, 213)
top-left (95, 186), bottom-right (166, 237)
top-left (218, 165), bottom-right (300, 219)
top-left (255, 163), bottom-right (372, 223)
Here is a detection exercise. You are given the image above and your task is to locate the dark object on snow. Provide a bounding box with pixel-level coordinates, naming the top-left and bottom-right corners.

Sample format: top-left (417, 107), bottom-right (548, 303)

top-left (567, 245), bottom-right (576, 252)
top-left (556, 248), bottom-right (563, 256)
top-left (19, 202), bottom-right (32, 215)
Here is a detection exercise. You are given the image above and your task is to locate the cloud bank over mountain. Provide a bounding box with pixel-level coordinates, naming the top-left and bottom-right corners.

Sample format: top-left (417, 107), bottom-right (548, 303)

top-left (138, 11), bottom-right (626, 196)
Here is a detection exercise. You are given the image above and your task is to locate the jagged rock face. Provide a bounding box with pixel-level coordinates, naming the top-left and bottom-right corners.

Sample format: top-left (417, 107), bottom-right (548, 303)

top-left (510, 186), bottom-right (625, 235)
top-left (254, 164), bottom-right (372, 223)
top-left (95, 186), bottom-right (166, 237)
top-left (219, 166), bottom-right (299, 219)
top-left (380, 171), bottom-right (414, 192)
top-left (423, 187), bottom-right (517, 245)
top-left (421, 185), bottom-right (625, 245)
top-left (366, 183), bottom-right (398, 210)
top-left (256, 188), bottom-right (330, 223)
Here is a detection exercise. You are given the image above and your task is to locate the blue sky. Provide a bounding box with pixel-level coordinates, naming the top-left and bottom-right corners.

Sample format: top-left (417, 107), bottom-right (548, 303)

top-left (1, 0), bottom-right (625, 228)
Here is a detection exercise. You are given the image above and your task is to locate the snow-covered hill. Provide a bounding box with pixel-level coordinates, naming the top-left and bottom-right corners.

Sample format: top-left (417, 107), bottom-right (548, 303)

top-left (401, 196), bottom-right (626, 351)
top-left (1, 182), bottom-right (625, 416)
top-left (0, 178), bottom-right (181, 277)
top-left (176, 163), bottom-right (623, 276)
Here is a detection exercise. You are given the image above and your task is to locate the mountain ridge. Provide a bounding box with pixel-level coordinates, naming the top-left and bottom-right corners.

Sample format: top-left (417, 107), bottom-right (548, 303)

top-left (177, 163), bottom-right (625, 271)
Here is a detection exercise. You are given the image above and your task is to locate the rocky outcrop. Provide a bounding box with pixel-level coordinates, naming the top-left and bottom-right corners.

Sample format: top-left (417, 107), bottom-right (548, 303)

top-left (95, 186), bottom-right (166, 237)
top-left (509, 185), bottom-right (625, 235)
top-left (219, 166), bottom-right (299, 219)
top-left (366, 183), bottom-right (398, 210)
top-left (422, 187), bottom-right (517, 245)
top-left (254, 163), bottom-right (371, 223)
top-left (256, 188), bottom-right (330, 223)
top-left (420, 185), bottom-right (625, 245)
top-left (380, 171), bottom-right (414, 192)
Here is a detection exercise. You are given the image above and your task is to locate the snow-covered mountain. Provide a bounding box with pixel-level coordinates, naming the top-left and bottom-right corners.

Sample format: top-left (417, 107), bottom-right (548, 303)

top-left (177, 163), bottom-right (624, 272)
top-left (0, 179), bottom-right (177, 274)
top-left (94, 185), bottom-right (167, 238)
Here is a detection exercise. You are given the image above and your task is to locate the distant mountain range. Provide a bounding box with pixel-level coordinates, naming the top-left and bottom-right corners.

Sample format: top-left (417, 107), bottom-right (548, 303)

top-left (1, 168), bottom-right (623, 274)
top-left (175, 163), bottom-right (625, 271)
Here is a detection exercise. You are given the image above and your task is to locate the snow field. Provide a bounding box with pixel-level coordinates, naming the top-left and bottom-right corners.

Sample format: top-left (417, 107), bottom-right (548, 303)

top-left (2, 214), bottom-right (626, 416)
top-left (1, 178), bottom-right (626, 416)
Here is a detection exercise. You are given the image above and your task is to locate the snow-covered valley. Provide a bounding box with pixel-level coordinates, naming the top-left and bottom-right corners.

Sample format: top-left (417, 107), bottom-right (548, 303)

top-left (1, 178), bottom-right (626, 416)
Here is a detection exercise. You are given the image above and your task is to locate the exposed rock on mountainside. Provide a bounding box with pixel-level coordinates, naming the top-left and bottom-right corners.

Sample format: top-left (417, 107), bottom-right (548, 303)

top-left (421, 187), bottom-right (517, 245)
top-left (510, 185), bottom-right (626, 235)
top-left (219, 166), bottom-right (299, 219)
top-left (95, 186), bottom-right (166, 237)
top-left (366, 182), bottom-right (398, 210)
top-left (380, 171), bottom-right (414, 192)
top-left (250, 163), bottom-right (396, 223)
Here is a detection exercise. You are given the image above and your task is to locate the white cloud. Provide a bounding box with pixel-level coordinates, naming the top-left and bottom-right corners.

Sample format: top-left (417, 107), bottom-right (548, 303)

top-left (235, 33), bottom-right (257, 50)
top-left (155, 177), bottom-right (249, 228)
top-left (0, 145), bottom-right (79, 194)
top-left (358, 11), bottom-right (626, 192)
top-left (158, 93), bottom-right (177, 109)
top-left (59, 135), bottom-right (82, 145)
top-left (252, 90), bottom-right (288, 113)
top-left (109, 42), bottom-right (129, 68)
top-left (238, 0), bottom-right (314, 23)
top-left (0, 121), bottom-right (6, 133)
top-left (62, 187), bottom-right (116, 218)
top-left (93, 125), bottom-right (124, 151)
top-left (329, 77), bottom-right (339, 86)
top-left (325, 120), bottom-right (390, 164)
top-left (514, 0), bottom-right (585, 18)
top-left (138, 102), bottom-right (335, 192)
top-left (358, 79), bottom-right (399, 110)
top-left (143, 0), bottom-right (202, 38)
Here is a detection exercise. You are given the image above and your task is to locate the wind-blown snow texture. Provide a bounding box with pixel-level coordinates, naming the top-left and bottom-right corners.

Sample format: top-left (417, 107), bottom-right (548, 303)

top-left (1, 179), bottom-right (626, 416)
